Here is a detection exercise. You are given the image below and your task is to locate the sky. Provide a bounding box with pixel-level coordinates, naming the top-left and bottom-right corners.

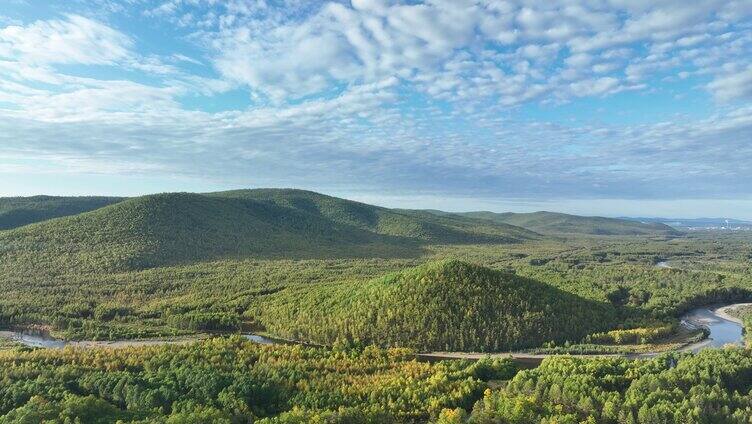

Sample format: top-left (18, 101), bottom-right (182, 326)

top-left (1, 0), bottom-right (751, 218)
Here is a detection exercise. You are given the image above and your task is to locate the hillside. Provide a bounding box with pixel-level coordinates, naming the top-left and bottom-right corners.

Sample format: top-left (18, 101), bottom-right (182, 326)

top-left (210, 189), bottom-right (539, 243)
top-left (0, 190), bottom-right (537, 274)
top-left (254, 260), bottom-right (617, 351)
top-left (460, 211), bottom-right (681, 236)
top-left (0, 195), bottom-right (123, 230)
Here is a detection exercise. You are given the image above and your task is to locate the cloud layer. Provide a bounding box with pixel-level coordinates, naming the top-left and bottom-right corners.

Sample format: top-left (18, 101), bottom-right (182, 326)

top-left (0, 14), bottom-right (132, 65)
top-left (0, 1), bottom-right (751, 204)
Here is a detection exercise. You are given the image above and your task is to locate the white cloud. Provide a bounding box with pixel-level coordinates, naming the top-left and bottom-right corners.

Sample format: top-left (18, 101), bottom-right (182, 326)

top-left (201, 0), bottom-right (752, 108)
top-left (565, 53), bottom-right (593, 68)
top-left (568, 77), bottom-right (622, 97)
top-left (8, 81), bottom-right (182, 122)
top-left (211, 1), bottom-right (486, 100)
top-left (1, 1), bottom-right (751, 203)
top-left (2, 96), bottom-right (751, 200)
top-left (213, 17), bottom-right (362, 100)
top-left (0, 14), bottom-right (132, 65)
top-left (707, 66), bottom-right (752, 102)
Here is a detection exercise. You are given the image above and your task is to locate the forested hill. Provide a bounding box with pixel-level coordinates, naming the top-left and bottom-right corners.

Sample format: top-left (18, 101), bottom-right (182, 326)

top-left (210, 189), bottom-right (538, 243)
top-left (256, 259), bottom-right (618, 351)
top-left (458, 210), bottom-right (681, 236)
top-left (0, 195), bottom-right (123, 230)
top-left (0, 190), bottom-right (537, 273)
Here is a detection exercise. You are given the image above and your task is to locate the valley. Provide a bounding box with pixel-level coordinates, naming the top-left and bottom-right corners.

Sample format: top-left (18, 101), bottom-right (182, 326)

top-left (4, 302), bottom-right (743, 368)
top-left (4, 0), bottom-right (750, 421)
top-left (1, 190), bottom-right (751, 422)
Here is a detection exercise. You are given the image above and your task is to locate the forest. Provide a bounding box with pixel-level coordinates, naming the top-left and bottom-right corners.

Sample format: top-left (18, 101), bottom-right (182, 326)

top-left (457, 211), bottom-right (680, 236)
top-left (1, 190), bottom-right (752, 422)
top-left (0, 336), bottom-right (511, 423)
top-left (457, 349), bottom-right (752, 423)
top-left (2, 337), bottom-right (752, 423)
top-left (2, 227), bottom-right (750, 349)
top-left (254, 260), bottom-right (619, 351)
top-left (0, 195), bottom-right (123, 230)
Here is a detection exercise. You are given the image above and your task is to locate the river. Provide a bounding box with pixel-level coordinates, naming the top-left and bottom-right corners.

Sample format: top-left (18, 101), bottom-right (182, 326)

top-left (0, 330), bottom-right (278, 349)
top-left (0, 304), bottom-right (747, 354)
top-left (681, 304), bottom-right (747, 351)
top-left (0, 330), bottom-right (67, 349)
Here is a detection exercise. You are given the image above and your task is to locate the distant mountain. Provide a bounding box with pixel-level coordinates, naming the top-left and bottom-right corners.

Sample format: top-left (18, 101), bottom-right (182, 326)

top-left (257, 260), bottom-right (617, 351)
top-left (623, 217), bottom-right (752, 229)
top-left (453, 211), bottom-right (681, 236)
top-left (0, 195), bottom-right (123, 230)
top-left (211, 189), bottom-right (538, 244)
top-left (0, 189), bottom-right (538, 273)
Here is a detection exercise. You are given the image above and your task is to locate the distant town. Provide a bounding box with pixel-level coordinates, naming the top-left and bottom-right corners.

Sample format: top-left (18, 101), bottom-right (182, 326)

top-left (624, 217), bottom-right (752, 232)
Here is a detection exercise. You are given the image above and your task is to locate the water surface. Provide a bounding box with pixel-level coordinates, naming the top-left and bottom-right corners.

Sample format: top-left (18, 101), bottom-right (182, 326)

top-left (1, 330), bottom-right (68, 348)
top-left (243, 334), bottom-right (277, 345)
top-left (1, 307), bottom-right (746, 353)
top-left (681, 306), bottom-right (744, 351)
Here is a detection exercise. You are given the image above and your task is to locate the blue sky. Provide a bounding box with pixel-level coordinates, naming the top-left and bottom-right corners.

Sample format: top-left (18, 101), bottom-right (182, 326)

top-left (1, 1), bottom-right (751, 218)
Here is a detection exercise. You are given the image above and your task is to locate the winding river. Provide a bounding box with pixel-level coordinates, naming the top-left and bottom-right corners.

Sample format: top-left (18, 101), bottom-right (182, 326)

top-left (0, 330), bottom-right (279, 349)
top-left (681, 305), bottom-right (746, 351)
top-left (0, 304), bottom-right (747, 355)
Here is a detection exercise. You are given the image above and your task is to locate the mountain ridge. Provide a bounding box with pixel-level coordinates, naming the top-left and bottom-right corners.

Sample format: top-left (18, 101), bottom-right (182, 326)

top-left (0, 195), bottom-right (124, 230)
top-left (0, 189), bottom-right (537, 274)
top-left (451, 210), bottom-right (681, 236)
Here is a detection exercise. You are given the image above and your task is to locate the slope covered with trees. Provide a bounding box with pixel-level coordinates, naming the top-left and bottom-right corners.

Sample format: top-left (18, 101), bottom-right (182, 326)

top-left (454, 349), bottom-right (752, 423)
top-left (0, 190), bottom-right (536, 274)
top-left (0, 221), bottom-right (748, 344)
top-left (255, 260), bottom-right (618, 352)
top-left (0, 195), bottom-right (123, 230)
top-left (211, 189), bottom-right (539, 243)
top-left (459, 211), bottom-right (680, 236)
top-left (0, 336), bottom-right (512, 423)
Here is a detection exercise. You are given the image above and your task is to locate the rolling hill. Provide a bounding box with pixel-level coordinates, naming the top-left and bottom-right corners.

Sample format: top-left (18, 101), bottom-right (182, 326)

top-left (458, 211), bottom-right (681, 236)
top-left (0, 195), bottom-right (123, 230)
top-left (255, 260), bottom-right (618, 352)
top-left (211, 189), bottom-right (538, 243)
top-left (0, 189), bottom-right (537, 274)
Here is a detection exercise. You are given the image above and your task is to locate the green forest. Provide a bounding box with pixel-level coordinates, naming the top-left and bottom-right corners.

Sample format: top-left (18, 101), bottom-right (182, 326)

top-left (457, 211), bottom-right (680, 236)
top-left (461, 349), bottom-right (752, 423)
top-left (2, 337), bottom-right (752, 423)
top-left (0, 336), bottom-right (509, 423)
top-left (255, 260), bottom-right (619, 351)
top-left (0, 195), bottom-right (123, 230)
top-left (1, 190), bottom-right (752, 422)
